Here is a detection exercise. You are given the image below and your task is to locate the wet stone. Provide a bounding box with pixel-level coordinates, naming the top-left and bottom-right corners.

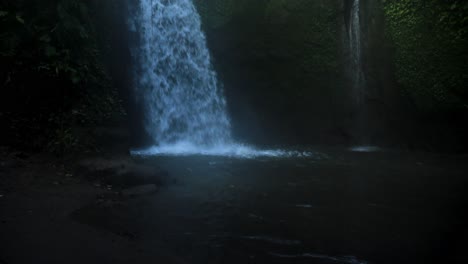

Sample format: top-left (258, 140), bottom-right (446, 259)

top-left (121, 184), bottom-right (158, 197)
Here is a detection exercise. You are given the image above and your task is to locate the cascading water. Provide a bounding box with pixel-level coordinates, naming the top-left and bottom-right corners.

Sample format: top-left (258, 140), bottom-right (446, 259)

top-left (348, 0), bottom-right (365, 107)
top-left (347, 0), bottom-right (380, 151)
top-left (133, 0), bottom-right (231, 147)
top-left (129, 0), bottom-right (310, 158)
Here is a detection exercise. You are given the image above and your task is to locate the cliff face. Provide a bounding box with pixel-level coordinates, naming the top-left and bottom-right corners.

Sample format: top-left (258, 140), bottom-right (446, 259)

top-left (343, 0), bottom-right (400, 144)
top-left (192, 0), bottom-right (467, 150)
top-left (194, 0), bottom-right (398, 145)
top-left (194, 0), bottom-right (347, 145)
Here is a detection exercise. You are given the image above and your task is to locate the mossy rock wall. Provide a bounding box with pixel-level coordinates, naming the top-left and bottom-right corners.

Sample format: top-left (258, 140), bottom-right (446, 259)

top-left (382, 0), bottom-right (468, 112)
top-left (195, 0), bottom-right (348, 144)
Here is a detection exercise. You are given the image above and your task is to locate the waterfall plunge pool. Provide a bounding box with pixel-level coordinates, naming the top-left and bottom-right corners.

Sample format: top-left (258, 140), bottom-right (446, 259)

top-left (74, 148), bottom-right (468, 264)
top-left (130, 142), bottom-right (315, 159)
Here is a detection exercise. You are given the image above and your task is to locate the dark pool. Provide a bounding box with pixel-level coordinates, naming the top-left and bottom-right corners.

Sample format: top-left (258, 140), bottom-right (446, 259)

top-left (77, 148), bottom-right (468, 263)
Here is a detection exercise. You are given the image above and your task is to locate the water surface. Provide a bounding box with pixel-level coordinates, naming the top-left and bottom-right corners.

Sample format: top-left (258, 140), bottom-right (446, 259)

top-left (79, 148), bottom-right (468, 263)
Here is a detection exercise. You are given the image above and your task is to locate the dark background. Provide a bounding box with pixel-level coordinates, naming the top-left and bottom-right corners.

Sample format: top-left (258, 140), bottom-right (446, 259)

top-left (1, 0), bottom-right (467, 153)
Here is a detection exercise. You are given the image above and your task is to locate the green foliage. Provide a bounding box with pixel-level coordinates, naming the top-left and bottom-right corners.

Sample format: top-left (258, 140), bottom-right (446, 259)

top-left (384, 0), bottom-right (468, 110)
top-left (1, 0), bottom-right (102, 90)
top-left (0, 0), bottom-right (125, 152)
top-left (47, 126), bottom-right (78, 154)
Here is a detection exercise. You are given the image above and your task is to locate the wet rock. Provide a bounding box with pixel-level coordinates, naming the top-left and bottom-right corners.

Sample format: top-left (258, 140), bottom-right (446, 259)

top-left (117, 166), bottom-right (166, 187)
top-left (76, 157), bottom-right (169, 188)
top-left (121, 184), bottom-right (157, 197)
top-left (13, 151), bottom-right (29, 160)
top-left (0, 159), bottom-right (24, 170)
top-left (117, 231), bottom-right (137, 240)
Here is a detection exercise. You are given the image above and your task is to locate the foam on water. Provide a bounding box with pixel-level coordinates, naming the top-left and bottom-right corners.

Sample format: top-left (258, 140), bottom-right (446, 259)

top-left (130, 142), bottom-right (312, 159)
top-left (350, 145), bottom-right (381, 152)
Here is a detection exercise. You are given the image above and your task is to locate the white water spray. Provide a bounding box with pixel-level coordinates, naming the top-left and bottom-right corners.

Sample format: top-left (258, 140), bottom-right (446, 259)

top-left (132, 0), bottom-right (231, 146)
top-left (130, 0), bottom-right (310, 158)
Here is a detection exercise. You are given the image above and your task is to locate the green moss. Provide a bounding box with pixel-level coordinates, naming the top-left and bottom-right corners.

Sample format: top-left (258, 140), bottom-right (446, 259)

top-left (384, 0), bottom-right (468, 111)
top-left (0, 0), bottom-right (125, 151)
top-left (195, 0), bottom-right (342, 102)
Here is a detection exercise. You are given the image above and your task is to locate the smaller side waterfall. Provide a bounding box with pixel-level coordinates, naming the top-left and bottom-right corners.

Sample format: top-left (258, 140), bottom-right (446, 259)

top-left (348, 0), bottom-right (366, 107)
top-left (346, 0), bottom-right (379, 149)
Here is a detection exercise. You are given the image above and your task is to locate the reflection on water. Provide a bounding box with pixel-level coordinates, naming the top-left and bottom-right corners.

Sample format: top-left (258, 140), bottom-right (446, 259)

top-left (349, 146), bottom-right (381, 152)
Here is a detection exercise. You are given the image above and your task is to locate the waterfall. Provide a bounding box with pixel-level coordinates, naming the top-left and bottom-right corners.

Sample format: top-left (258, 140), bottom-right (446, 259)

top-left (347, 0), bottom-right (379, 150)
top-left (132, 0), bottom-right (232, 147)
top-left (129, 0), bottom-right (311, 158)
top-left (348, 0), bottom-right (365, 106)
